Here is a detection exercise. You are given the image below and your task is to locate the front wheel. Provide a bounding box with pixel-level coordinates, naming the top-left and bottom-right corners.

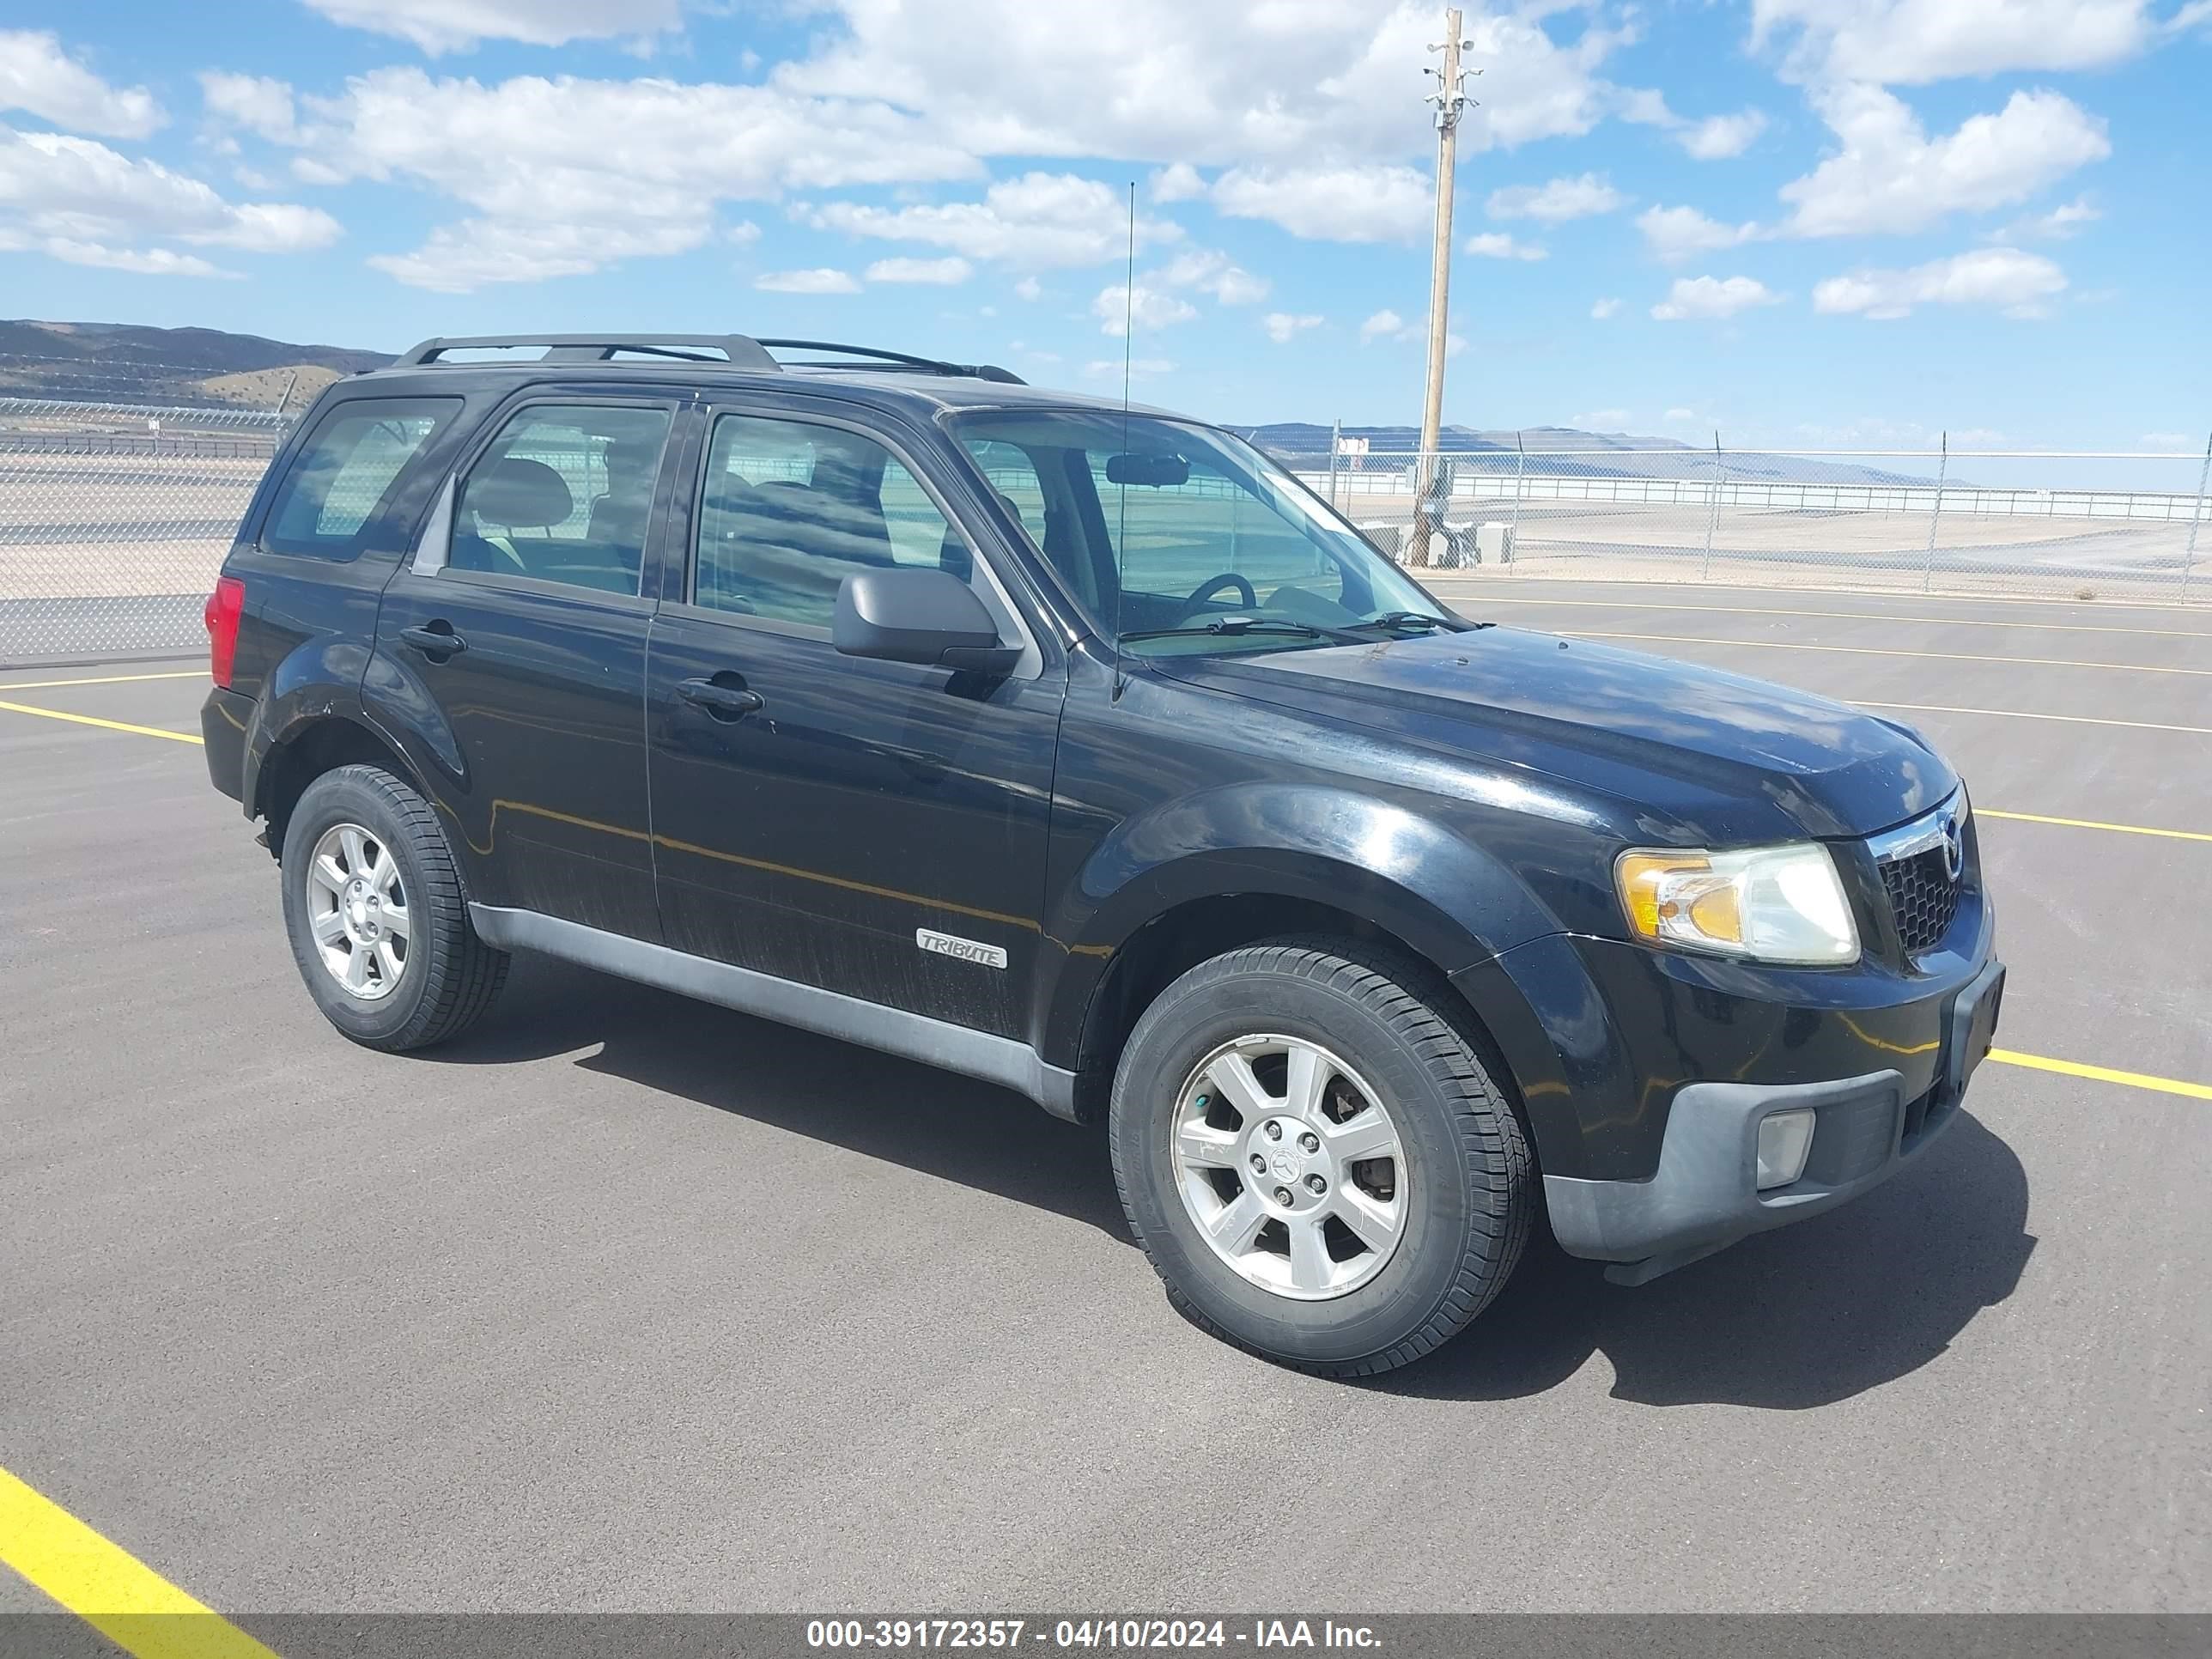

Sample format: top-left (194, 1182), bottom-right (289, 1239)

top-left (1109, 940), bottom-right (1531, 1376)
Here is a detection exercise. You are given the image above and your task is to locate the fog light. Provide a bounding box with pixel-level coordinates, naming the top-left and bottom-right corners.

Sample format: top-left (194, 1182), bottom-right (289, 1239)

top-left (1756, 1108), bottom-right (1816, 1190)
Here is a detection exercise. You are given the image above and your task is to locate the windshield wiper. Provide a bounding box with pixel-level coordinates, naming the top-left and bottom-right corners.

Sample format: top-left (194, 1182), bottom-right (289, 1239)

top-left (1348, 610), bottom-right (1490, 634)
top-left (1117, 617), bottom-right (1375, 647)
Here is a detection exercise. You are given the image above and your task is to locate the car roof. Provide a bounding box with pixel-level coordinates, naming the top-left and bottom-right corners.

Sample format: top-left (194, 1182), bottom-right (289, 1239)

top-left (343, 335), bottom-right (1184, 425)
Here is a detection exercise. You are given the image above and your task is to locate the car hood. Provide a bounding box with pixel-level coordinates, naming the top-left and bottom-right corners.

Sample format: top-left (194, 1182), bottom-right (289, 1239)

top-left (1149, 626), bottom-right (1956, 842)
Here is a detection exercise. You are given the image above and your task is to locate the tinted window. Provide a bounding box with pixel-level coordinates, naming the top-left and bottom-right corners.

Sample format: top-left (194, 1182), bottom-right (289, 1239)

top-left (954, 412), bottom-right (1437, 654)
top-left (263, 398), bottom-right (458, 558)
top-left (449, 404), bottom-right (672, 596)
top-left (694, 415), bottom-right (970, 627)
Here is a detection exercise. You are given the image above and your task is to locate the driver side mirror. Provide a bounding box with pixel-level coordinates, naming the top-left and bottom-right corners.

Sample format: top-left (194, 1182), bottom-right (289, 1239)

top-left (833, 567), bottom-right (1021, 676)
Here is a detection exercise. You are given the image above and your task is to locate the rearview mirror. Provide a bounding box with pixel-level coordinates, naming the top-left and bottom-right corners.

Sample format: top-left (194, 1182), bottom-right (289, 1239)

top-left (1105, 452), bottom-right (1191, 487)
top-left (833, 567), bottom-right (1019, 676)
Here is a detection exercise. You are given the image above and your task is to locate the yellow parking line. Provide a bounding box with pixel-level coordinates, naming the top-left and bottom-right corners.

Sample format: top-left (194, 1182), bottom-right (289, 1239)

top-left (1446, 594), bottom-right (2212, 640)
top-left (1979, 808), bottom-right (2212, 843)
top-left (0, 1464), bottom-right (280, 1659)
top-left (1570, 629), bottom-right (2212, 678)
top-left (1990, 1050), bottom-right (2212, 1102)
top-left (0, 670), bottom-right (207, 691)
top-left (1857, 700), bottom-right (2212, 737)
top-left (0, 699), bottom-right (204, 744)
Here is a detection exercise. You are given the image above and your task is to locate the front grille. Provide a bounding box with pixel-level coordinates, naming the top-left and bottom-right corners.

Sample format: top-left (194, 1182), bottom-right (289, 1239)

top-left (1881, 847), bottom-right (1961, 954)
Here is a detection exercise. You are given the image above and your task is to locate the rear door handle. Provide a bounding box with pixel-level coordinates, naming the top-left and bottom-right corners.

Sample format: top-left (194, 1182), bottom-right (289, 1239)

top-left (678, 678), bottom-right (764, 720)
top-left (399, 623), bottom-right (466, 658)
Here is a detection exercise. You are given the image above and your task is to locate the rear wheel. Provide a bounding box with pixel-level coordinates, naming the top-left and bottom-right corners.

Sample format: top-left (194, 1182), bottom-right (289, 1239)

top-left (1109, 939), bottom-right (1530, 1376)
top-left (279, 764), bottom-right (507, 1051)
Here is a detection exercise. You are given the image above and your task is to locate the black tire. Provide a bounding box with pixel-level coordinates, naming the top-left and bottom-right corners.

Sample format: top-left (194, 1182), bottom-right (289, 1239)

top-left (278, 763), bottom-right (507, 1052)
top-left (1109, 939), bottom-right (1531, 1376)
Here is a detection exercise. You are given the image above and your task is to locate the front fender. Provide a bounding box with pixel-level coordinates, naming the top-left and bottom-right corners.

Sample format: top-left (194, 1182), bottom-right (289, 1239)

top-left (1036, 782), bottom-right (1567, 1072)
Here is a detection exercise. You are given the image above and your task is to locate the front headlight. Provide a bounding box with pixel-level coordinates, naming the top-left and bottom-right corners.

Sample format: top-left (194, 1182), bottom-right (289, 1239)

top-left (1615, 842), bottom-right (1859, 966)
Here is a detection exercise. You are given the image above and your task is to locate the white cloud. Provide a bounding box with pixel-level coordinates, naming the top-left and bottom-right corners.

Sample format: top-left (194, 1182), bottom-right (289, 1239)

top-left (1358, 307), bottom-right (1407, 343)
top-left (370, 218), bottom-right (702, 291)
top-left (1779, 85), bottom-right (2110, 239)
top-left (1618, 93), bottom-right (1768, 161)
top-left (1637, 204), bottom-right (1762, 263)
top-left (0, 229), bottom-right (231, 277)
top-left (1486, 173), bottom-right (1628, 222)
top-left (212, 66), bottom-right (985, 290)
top-left (301, 0), bottom-right (683, 54)
top-left (1210, 163), bottom-right (1431, 243)
top-left (809, 172), bottom-right (1177, 270)
top-left (1261, 312), bottom-right (1322, 343)
top-left (1680, 110), bottom-right (1768, 160)
top-left (1812, 248), bottom-right (2067, 319)
top-left (1085, 356), bottom-right (1174, 380)
top-left (1651, 276), bottom-right (1783, 321)
top-left (1012, 276), bottom-right (1041, 301)
top-left (1664, 408), bottom-right (1701, 424)
top-left (198, 73), bottom-right (298, 143)
top-left (0, 29), bottom-right (162, 138)
top-left (864, 255), bottom-right (972, 284)
top-left (727, 220), bottom-right (761, 245)
top-left (1156, 248), bottom-right (1268, 305)
top-left (0, 125), bottom-right (340, 277)
top-left (1464, 232), bottom-right (1547, 261)
top-left (1445, 332), bottom-right (1466, 358)
top-left (1751, 1), bottom-right (2155, 86)
top-left (1150, 161), bottom-right (1205, 202)
top-left (1590, 296), bottom-right (1621, 319)
top-left (1093, 283), bottom-right (1199, 336)
top-left (755, 267), bottom-right (861, 294)
top-left (1570, 409), bottom-right (1630, 428)
top-left (780, 3), bottom-right (1632, 167)
top-left (2141, 432), bottom-right (2200, 452)
top-left (1988, 195), bottom-right (2100, 242)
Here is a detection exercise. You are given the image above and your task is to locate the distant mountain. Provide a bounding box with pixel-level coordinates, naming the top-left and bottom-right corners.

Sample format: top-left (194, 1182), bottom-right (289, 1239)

top-left (1233, 421), bottom-right (1940, 488)
top-left (0, 319), bottom-right (390, 410)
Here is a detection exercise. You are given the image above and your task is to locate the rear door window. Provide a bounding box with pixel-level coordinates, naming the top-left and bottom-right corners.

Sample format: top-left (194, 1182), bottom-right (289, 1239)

top-left (447, 404), bottom-right (673, 596)
top-left (262, 398), bottom-right (459, 558)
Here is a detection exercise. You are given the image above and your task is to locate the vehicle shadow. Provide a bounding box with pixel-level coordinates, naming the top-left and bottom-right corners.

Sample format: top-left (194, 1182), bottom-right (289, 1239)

top-left (427, 955), bottom-right (1130, 1241)
top-left (1367, 1108), bottom-right (2036, 1408)
top-left (434, 957), bottom-right (2035, 1409)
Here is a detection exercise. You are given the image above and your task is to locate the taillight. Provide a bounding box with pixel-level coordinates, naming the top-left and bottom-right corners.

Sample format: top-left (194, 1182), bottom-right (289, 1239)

top-left (204, 576), bottom-right (245, 689)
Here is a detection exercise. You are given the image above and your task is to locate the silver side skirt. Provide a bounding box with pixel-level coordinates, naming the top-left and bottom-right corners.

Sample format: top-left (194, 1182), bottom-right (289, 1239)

top-left (468, 904), bottom-right (1079, 1121)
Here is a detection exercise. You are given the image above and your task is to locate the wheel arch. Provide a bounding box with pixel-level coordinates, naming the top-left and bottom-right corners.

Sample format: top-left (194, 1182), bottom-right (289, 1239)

top-left (1054, 880), bottom-right (1543, 1151)
top-left (254, 714), bottom-right (421, 858)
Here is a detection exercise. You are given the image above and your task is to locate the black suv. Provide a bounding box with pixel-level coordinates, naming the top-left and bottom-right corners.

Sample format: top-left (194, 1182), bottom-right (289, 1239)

top-left (202, 333), bottom-right (2003, 1376)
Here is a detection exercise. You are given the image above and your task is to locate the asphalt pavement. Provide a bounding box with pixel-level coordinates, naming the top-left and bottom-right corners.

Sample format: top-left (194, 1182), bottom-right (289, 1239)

top-left (2, 578), bottom-right (2208, 1622)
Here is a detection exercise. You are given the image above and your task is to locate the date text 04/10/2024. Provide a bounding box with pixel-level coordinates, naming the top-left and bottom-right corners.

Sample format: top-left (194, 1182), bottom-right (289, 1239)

top-left (804, 1619), bottom-right (1382, 1650)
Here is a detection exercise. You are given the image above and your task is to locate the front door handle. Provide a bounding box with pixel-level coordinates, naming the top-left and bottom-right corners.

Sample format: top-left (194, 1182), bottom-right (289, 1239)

top-left (678, 678), bottom-right (764, 721)
top-left (399, 622), bottom-right (466, 659)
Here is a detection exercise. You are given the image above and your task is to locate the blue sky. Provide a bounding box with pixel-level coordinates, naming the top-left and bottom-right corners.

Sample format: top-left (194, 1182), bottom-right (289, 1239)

top-left (2, 1), bottom-right (2208, 448)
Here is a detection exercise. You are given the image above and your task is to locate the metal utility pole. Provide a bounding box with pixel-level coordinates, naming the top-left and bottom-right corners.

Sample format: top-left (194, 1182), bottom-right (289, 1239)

top-left (1412, 8), bottom-right (1475, 565)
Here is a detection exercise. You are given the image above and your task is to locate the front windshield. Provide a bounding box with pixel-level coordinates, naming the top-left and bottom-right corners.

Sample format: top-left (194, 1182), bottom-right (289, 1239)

top-left (952, 411), bottom-right (1449, 655)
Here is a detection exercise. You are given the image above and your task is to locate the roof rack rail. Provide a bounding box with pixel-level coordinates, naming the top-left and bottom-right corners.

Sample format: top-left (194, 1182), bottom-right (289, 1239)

top-left (393, 334), bottom-right (781, 371)
top-left (757, 339), bottom-right (1025, 386)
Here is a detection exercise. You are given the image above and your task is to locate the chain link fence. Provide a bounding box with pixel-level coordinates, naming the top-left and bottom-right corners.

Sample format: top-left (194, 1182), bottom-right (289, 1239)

top-left (5, 402), bottom-right (2211, 666)
top-left (1, 399), bottom-right (287, 664)
top-left (1292, 440), bottom-right (2212, 605)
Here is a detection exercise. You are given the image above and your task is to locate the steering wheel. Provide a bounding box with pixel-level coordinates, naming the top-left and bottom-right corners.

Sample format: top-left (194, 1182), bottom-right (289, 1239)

top-left (1182, 572), bottom-right (1257, 615)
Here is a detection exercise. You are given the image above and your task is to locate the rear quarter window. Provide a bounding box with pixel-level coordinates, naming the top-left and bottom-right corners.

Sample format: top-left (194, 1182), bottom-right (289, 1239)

top-left (261, 397), bottom-right (461, 559)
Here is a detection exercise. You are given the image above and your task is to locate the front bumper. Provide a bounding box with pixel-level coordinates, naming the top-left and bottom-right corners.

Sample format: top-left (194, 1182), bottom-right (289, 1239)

top-left (1544, 953), bottom-right (2006, 1282)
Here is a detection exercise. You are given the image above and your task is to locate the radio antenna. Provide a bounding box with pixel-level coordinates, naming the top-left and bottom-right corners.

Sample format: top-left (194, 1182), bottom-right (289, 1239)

top-left (1113, 179), bottom-right (1135, 700)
